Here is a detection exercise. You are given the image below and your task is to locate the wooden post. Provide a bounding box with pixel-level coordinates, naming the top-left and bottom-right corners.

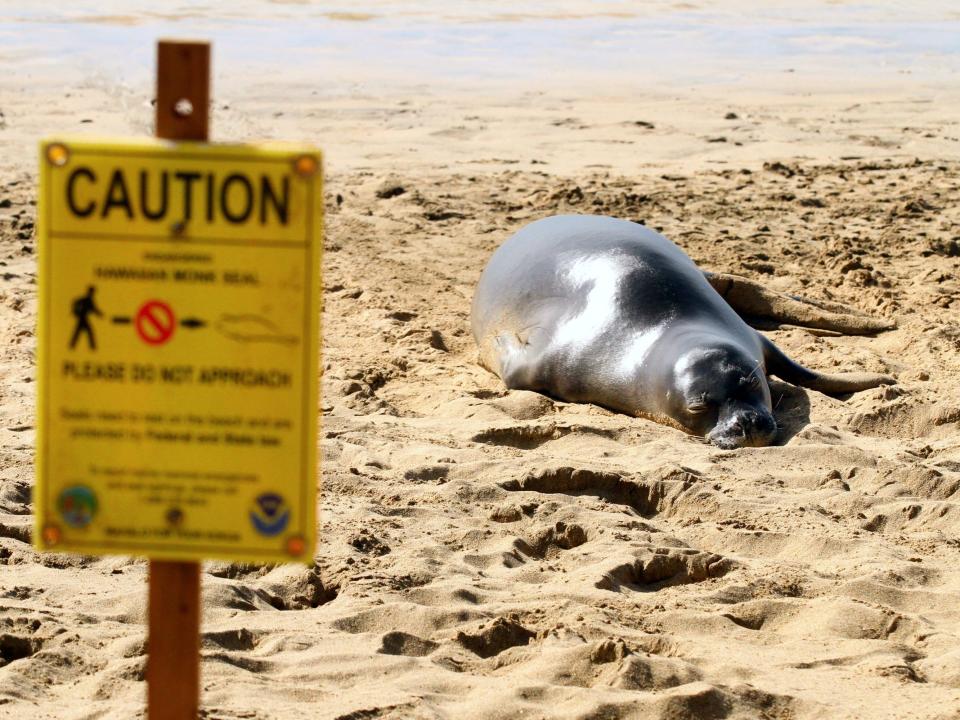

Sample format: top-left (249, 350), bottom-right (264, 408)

top-left (147, 40), bottom-right (210, 720)
top-left (148, 561), bottom-right (201, 719)
top-left (156, 41), bottom-right (210, 141)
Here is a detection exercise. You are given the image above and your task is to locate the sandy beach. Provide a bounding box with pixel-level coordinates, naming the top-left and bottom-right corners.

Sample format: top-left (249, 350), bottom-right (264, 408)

top-left (2, 2), bottom-right (960, 718)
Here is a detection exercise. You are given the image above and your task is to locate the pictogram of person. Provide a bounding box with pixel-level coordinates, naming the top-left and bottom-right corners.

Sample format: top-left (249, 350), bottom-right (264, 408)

top-left (70, 286), bottom-right (102, 350)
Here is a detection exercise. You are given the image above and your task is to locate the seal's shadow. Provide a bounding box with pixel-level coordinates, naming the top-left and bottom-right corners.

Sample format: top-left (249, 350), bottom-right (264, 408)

top-left (769, 380), bottom-right (812, 445)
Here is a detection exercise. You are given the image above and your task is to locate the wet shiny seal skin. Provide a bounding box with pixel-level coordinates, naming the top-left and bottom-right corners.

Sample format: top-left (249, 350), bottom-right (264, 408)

top-left (471, 215), bottom-right (895, 449)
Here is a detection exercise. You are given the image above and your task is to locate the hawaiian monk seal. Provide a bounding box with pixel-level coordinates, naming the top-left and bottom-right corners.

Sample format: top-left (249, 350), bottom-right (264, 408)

top-left (471, 215), bottom-right (895, 449)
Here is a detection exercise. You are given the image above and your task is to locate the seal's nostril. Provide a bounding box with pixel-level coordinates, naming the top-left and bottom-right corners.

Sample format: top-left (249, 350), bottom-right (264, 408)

top-left (731, 419), bottom-right (744, 435)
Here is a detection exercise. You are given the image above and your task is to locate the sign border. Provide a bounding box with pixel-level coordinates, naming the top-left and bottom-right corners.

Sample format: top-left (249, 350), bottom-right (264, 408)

top-left (36, 137), bottom-right (321, 562)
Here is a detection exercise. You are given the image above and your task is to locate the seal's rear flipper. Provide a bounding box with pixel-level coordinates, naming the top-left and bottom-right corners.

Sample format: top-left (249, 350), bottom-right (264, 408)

top-left (705, 271), bottom-right (895, 336)
top-left (760, 334), bottom-right (895, 394)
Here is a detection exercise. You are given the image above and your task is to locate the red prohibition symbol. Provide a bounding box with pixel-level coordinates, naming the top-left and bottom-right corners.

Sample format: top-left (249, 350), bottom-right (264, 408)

top-left (135, 300), bottom-right (176, 346)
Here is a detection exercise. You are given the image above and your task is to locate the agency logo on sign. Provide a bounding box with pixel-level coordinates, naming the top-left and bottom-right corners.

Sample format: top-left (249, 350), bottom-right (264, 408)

top-left (249, 493), bottom-right (290, 536)
top-left (58, 486), bottom-right (98, 528)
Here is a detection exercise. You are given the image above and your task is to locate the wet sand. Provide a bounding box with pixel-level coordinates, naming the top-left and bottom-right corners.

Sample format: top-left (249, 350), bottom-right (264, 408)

top-left (2, 2), bottom-right (960, 718)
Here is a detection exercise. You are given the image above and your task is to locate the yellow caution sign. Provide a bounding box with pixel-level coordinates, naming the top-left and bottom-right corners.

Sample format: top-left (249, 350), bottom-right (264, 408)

top-left (36, 138), bottom-right (322, 563)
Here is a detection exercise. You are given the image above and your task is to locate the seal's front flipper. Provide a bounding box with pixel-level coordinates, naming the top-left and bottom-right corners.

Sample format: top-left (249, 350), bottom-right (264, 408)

top-left (760, 334), bottom-right (895, 394)
top-left (485, 329), bottom-right (546, 390)
top-left (704, 271), bottom-right (895, 336)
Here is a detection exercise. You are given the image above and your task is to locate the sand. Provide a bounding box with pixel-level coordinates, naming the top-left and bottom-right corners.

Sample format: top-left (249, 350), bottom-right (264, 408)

top-left (3, 3), bottom-right (960, 719)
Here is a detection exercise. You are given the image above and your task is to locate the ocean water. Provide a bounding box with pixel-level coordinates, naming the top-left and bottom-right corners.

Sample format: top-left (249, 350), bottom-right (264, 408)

top-left (1, 1), bottom-right (958, 92)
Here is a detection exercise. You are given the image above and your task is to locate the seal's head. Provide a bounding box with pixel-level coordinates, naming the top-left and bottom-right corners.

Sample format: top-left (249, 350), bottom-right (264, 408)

top-left (667, 343), bottom-right (777, 449)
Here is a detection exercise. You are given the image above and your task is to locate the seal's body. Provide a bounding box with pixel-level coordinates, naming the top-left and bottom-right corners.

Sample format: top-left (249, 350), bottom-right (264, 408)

top-left (471, 215), bottom-right (892, 448)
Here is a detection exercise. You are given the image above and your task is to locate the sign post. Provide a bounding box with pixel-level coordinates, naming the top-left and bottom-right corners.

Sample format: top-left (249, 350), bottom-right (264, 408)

top-left (149, 40), bottom-right (210, 720)
top-left (35, 40), bottom-right (322, 719)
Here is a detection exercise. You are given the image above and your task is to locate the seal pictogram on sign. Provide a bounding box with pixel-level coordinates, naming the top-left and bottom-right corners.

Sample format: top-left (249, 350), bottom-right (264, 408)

top-left (136, 300), bottom-right (176, 345)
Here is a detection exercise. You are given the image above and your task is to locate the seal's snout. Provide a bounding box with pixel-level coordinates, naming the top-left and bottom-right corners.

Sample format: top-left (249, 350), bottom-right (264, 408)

top-left (708, 407), bottom-right (777, 449)
top-left (729, 410), bottom-right (776, 438)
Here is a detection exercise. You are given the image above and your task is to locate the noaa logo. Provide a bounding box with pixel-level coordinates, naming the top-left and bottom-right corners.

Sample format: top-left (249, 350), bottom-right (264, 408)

top-left (250, 493), bottom-right (290, 536)
top-left (58, 486), bottom-right (98, 528)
